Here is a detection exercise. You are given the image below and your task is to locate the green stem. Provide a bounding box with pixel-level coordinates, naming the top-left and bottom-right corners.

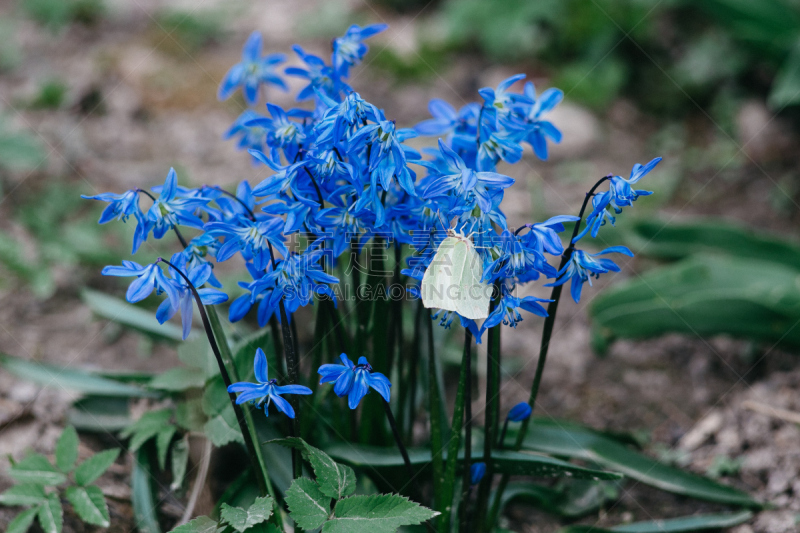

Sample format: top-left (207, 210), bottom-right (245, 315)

top-left (156, 259), bottom-right (273, 503)
top-left (439, 328), bottom-right (472, 533)
top-left (458, 329), bottom-right (473, 532)
top-left (489, 175), bottom-right (612, 525)
top-left (474, 295), bottom-right (500, 532)
top-left (426, 306), bottom-right (444, 511)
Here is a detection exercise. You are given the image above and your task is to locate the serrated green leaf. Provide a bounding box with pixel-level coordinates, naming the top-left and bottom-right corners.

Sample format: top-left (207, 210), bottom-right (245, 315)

top-left (0, 484), bottom-right (46, 506)
top-left (324, 443), bottom-right (622, 480)
top-left (0, 353), bottom-right (156, 397)
top-left (559, 510), bottom-right (753, 533)
top-left (178, 334), bottom-right (217, 377)
top-left (74, 449), bottom-right (120, 486)
top-left (269, 437), bottom-right (356, 498)
top-left (9, 454), bottom-right (66, 486)
top-left (55, 426), bottom-right (79, 473)
top-left (82, 289), bottom-right (187, 342)
top-left (202, 376), bottom-right (232, 417)
top-left (123, 409), bottom-right (173, 452)
top-left (37, 493), bottom-right (63, 533)
top-left (65, 485), bottom-right (109, 527)
top-left (219, 495), bottom-right (275, 532)
top-left (518, 418), bottom-right (760, 508)
top-left (204, 413), bottom-right (244, 447)
top-left (323, 494), bottom-right (437, 533)
top-left (149, 367), bottom-right (207, 391)
top-left (170, 516), bottom-right (221, 533)
top-left (156, 426), bottom-right (177, 471)
top-left (7, 507), bottom-right (39, 533)
top-left (170, 435), bottom-right (190, 491)
top-left (285, 478), bottom-right (331, 530)
top-left (176, 398), bottom-right (207, 432)
top-left (132, 448), bottom-right (162, 533)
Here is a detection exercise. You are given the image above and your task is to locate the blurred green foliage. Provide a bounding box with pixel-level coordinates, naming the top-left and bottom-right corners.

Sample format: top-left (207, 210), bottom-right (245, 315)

top-left (154, 10), bottom-right (227, 53)
top-left (29, 79), bottom-right (68, 110)
top-left (436, 0), bottom-right (800, 112)
top-left (20, 0), bottom-right (105, 30)
top-left (0, 118), bottom-right (47, 174)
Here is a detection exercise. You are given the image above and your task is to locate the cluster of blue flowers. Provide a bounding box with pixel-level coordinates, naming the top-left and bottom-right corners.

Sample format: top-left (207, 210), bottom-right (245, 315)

top-left (85, 24), bottom-right (660, 416)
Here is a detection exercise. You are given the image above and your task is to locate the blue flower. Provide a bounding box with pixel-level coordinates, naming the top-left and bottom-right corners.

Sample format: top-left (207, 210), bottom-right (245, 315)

top-left (574, 158), bottom-right (661, 243)
top-left (156, 253), bottom-right (228, 339)
top-left (82, 189), bottom-right (142, 224)
top-left (218, 32), bottom-right (287, 105)
top-left (482, 286), bottom-right (550, 331)
top-left (546, 246), bottom-right (634, 303)
top-left (478, 74), bottom-right (531, 127)
top-left (470, 462), bottom-right (486, 486)
top-left (318, 354), bottom-right (391, 409)
top-left (285, 45), bottom-right (342, 101)
top-left (420, 140), bottom-right (514, 213)
top-left (245, 103), bottom-right (307, 162)
top-left (507, 402), bottom-right (532, 422)
top-left (521, 82), bottom-right (563, 160)
top-left (520, 215), bottom-right (580, 257)
top-left (332, 24), bottom-right (388, 78)
top-left (227, 348), bottom-right (312, 418)
top-left (348, 119), bottom-right (419, 196)
top-left (224, 110), bottom-right (268, 160)
top-left (414, 99), bottom-right (480, 137)
top-left (204, 215), bottom-right (288, 271)
top-left (248, 250), bottom-right (339, 314)
top-left (144, 168), bottom-right (211, 243)
top-left (102, 260), bottom-right (180, 306)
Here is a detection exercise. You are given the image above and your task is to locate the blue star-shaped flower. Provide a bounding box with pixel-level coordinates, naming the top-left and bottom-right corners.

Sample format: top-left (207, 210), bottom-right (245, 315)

top-left (218, 32), bottom-right (288, 105)
top-left (318, 354), bottom-right (391, 409)
top-left (227, 348), bottom-right (312, 418)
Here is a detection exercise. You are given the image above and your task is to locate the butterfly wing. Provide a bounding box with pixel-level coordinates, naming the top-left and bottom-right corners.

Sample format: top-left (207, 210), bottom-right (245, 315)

top-left (421, 236), bottom-right (458, 312)
top-left (454, 239), bottom-right (491, 320)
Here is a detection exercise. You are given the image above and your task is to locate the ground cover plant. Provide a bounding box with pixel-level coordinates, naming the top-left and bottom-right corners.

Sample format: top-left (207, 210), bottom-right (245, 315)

top-left (1, 20), bottom-right (766, 533)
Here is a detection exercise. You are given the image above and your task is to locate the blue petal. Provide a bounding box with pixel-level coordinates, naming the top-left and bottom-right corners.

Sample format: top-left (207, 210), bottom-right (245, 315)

top-left (254, 348), bottom-right (269, 383)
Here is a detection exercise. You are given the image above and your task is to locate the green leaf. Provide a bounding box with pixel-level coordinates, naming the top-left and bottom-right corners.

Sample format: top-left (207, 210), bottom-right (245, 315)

top-left (170, 516), bottom-right (221, 533)
top-left (37, 493), bottom-right (63, 533)
top-left (67, 396), bottom-right (132, 433)
top-left (175, 398), bottom-right (207, 433)
top-left (0, 484), bottom-right (46, 506)
top-left (55, 426), bottom-right (79, 473)
top-left (770, 39), bottom-right (800, 109)
top-left (220, 495), bottom-right (275, 532)
top-left (65, 485), bottom-right (110, 527)
top-left (122, 409), bottom-right (173, 452)
top-left (202, 377), bottom-right (243, 446)
top-left (324, 443), bottom-right (623, 480)
top-left (559, 510), bottom-right (753, 533)
top-left (269, 437), bottom-right (357, 499)
top-left (323, 494), bottom-right (437, 533)
top-left (82, 289), bottom-right (188, 342)
top-left (178, 334), bottom-right (217, 378)
top-left (149, 367), bottom-right (206, 391)
top-left (590, 255), bottom-right (800, 350)
top-left (204, 413), bottom-right (244, 447)
top-left (7, 507), bottom-right (38, 533)
top-left (74, 449), bottom-right (120, 486)
top-left (622, 218), bottom-right (800, 268)
top-left (170, 435), bottom-right (190, 491)
top-left (0, 353), bottom-right (157, 397)
top-left (496, 480), bottom-right (618, 519)
top-left (518, 418), bottom-right (760, 508)
top-left (132, 448), bottom-right (162, 533)
top-left (156, 426), bottom-right (177, 471)
top-left (9, 454), bottom-right (66, 486)
top-left (231, 328), bottom-right (278, 381)
top-left (285, 478), bottom-right (331, 530)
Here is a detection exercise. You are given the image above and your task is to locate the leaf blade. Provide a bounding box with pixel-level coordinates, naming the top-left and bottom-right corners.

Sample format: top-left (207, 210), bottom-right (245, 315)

top-left (323, 494), bottom-right (437, 533)
top-left (75, 449), bottom-right (120, 486)
top-left (285, 478), bottom-right (332, 531)
top-left (65, 485), bottom-right (110, 527)
top-left (55, 426), bottom-right (79, 473)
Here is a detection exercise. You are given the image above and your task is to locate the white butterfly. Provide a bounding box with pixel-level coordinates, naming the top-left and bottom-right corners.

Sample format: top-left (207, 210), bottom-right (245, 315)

top-left (420, 229), bottom-right (491, 320)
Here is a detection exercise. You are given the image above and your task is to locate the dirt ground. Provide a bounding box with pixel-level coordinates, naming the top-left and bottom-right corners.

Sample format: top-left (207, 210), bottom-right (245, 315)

top-left (1, 1), bottom-right (799, 532)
